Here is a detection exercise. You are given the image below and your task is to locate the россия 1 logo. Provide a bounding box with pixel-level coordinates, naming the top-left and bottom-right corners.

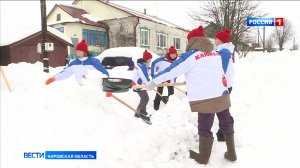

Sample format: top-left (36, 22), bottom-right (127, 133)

top-left (247, 18), bottom-right (284, 26)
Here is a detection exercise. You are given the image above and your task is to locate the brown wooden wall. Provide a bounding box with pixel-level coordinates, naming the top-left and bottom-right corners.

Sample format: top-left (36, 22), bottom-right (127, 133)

top-left (1, 33), bottom-right (70, 67)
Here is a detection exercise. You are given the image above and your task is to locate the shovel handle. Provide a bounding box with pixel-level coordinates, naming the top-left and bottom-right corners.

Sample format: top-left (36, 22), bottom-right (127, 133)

top-left (132, 82), bottom-right (185, 89)
top-left (0, 66), bottom-right (13, 92)
top-left (174, 86), bottom-right (186, 94)
top-left (110, 93), bottom-right (137, 113)
top-left (154, 89), bottom-right (163, 97)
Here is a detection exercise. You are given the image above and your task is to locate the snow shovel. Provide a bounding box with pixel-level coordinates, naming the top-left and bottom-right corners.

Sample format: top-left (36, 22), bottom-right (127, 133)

top-left (102, 77), bottom-right (185, 93)
top-left (105, 92), bottom-right (152, 125)
top-left (102, 78), bottom-right (132, 93)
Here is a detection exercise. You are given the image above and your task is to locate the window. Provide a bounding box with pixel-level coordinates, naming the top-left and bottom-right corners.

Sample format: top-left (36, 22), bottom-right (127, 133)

top-left (157, 32), bottom-right (167, 48)
top-left (82, 29), bottom-right (107, 47)
top-left (173, 37), bottom-right (181, 50)
top-left (140, 28), bottom-right (150, 46)
top-left (55, 27), bottom-right (64, 33)
top-left (56, 14), bottom-right (61, 21)
top-left (102, 57), bottom-right (134, 70)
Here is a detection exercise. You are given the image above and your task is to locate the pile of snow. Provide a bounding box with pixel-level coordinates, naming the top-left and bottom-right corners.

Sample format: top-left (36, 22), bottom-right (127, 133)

top-left (1, 50), bottom-right (300, 168)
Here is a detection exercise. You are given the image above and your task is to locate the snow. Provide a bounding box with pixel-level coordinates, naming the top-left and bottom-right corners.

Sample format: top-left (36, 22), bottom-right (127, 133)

top-left (0, 26), bottom-right (72, 46)
top-left (47, 18), bottom-right (80, 26)
top-left (96, 47), bottom-right (161, 62)
top-left (47, 27), bottom-right (73, 45)
top-left (1, 50), bottom-right (300, 168)
top-left (82, 14), bottom-right (102, 23)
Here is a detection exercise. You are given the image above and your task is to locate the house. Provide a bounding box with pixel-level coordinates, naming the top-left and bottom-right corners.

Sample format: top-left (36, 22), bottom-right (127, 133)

top-left (47, 0), bottom-right (190, 56)
top-left (0, 27), bottom-right (73, 67)
top-left (47, 4), bottom-right (109, 58)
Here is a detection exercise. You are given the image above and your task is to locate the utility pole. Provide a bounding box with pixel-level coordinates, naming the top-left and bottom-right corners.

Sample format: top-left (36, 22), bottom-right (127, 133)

top-left (257, 27), bottom-right (260, 48)
top-left (40, 0), bottom-right (49, 73)
top-left (263, 26), bottom-right (265, 53)
top-left (293, 37), bottom-right (296, 50)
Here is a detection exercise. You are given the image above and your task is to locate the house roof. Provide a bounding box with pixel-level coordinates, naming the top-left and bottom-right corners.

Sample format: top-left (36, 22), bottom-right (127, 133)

top-left (105, 2), bottom-right (190, 32)
top-left (47, 4), bottom-right (108, 28)
top-left (71, 0), bottom-right (190, 32)
top-left (0, 26), bottom-right (73, 47)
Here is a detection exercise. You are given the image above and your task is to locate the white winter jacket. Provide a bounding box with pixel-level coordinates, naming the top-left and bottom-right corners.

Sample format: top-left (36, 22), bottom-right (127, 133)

top-left (153, 49), bottom-right (229, 101)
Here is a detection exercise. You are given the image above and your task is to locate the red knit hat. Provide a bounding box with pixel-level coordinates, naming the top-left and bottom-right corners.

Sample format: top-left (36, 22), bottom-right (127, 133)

top-left (75, 39), bottom-right (88, 52)
top-left (187, 26), bottom-right (205, 40)
top-left (143, 50), bottom-right (152, 61)
top-left (168, 46), bottom-right (177, 55)
top-left (215, 29), bottom-right (230, 43)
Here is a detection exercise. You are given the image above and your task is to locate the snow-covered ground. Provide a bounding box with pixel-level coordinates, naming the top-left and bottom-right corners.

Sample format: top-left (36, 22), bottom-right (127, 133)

top-left (1, 50), bottom-right (300, 168)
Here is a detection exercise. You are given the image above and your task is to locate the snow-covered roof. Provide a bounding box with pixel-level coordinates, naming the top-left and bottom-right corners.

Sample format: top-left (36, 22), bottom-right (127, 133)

top-left (47, 4), bottom-right (107, 28)
top-left (105, 2), bottom-right (190, 32)
top-left (71, 1), bottom-right (190, 32)
top-left (47, 18), bottom-right (80, 26)
top-left (47, 27), bottom-right (73, 44)
top-left (0, 26), bottom-right (72, 46)
top-left (82, 14), bottom-right (102, 23)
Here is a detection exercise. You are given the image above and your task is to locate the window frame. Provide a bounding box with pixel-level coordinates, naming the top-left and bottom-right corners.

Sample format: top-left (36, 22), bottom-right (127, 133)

top-left (56, 13), bottom-right (61, 21)
top-left (82, 29), bottom-right (108, 47)
top-left (156, 32), bottom-right (168, 49)
top-left (140, 27), bottom-right (150, 48)
top-left (173, 37), bottom-right (181, 50)
top-left (55, 27), bottom-right (64, 33)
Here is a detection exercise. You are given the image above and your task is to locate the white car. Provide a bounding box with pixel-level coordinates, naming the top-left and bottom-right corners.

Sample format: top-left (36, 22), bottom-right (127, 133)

top-left (96, 47), bottom-right (161, 78)
top-left (96, 47), bottom-right (160, 70)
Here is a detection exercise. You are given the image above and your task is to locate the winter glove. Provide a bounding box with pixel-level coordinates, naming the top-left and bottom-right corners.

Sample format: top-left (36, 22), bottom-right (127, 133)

top-left (131, 82), bottom-right (137, 86)
top-left (145, 81), bottom-right (157, 90)
top-left (45, 77), bottom-right (56, 85)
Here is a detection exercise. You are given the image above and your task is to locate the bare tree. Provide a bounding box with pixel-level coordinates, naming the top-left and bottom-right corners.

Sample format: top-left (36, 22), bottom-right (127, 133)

top-left (272, 19), bottom-right (294, 51)
top-left (266, 36), bottom-right (274, 52)
top-left (188, 0), bottom-right (266, 58)
top-left (115, 24), bottom-right (135, 47)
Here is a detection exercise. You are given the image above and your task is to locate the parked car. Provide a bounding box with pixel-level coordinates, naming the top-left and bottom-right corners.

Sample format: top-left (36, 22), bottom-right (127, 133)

top-left (96, 47), bottom-right (160, 70)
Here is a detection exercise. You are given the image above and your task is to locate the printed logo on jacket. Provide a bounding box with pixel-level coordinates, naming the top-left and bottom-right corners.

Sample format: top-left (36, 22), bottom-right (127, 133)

top-left (195, 52), bottom-right (220, 60)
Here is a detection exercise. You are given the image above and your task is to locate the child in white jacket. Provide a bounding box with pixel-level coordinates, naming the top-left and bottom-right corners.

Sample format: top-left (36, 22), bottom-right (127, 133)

top-left (151, 46), bottom-right (178, 110)
top-left (45, 39), bottom-right (109, 86)
top-left (215, 29), bottom-right (235, 142)
top-left (131, 50), bottom-right (152, 122)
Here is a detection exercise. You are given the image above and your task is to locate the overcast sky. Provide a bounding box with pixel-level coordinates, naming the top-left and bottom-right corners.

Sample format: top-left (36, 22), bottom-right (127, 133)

top-left (1, 0), bottom-right (299, 47)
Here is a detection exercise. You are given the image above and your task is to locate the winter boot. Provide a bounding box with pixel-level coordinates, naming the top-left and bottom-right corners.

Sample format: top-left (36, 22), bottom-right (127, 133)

top-left (134, 110), bottom-right (148, 118)
top-left (224, 134), bottom-right (237, 161)
top-left (140, 110), bottom-right (148, 116)
top-left (217, 115), bottom-right (234, 142)
top-left (154, 100), bottom-right (160, 111)
top-left (216, 129), bottom-right (225, 142)
top-left (189, 136), bottom-right (214, 164)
